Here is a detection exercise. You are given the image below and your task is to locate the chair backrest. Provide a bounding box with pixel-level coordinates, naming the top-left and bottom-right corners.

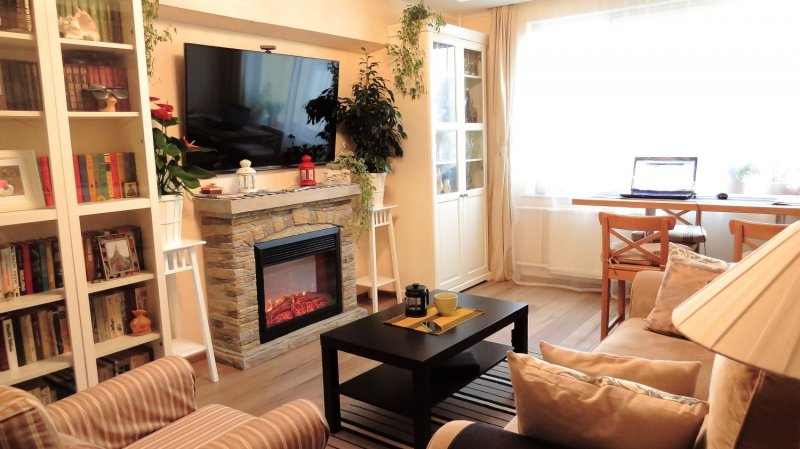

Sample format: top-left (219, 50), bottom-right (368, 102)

top-left (729, 219), bottom-right (789, 262)
top-left (598, 212), bottom-right (677, 268)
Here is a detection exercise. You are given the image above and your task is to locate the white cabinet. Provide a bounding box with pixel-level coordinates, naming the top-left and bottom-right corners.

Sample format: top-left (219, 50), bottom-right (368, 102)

top-left (392, 25), bottom-right (489, 292)
top-left (0, 0), bottom-right (170, 391)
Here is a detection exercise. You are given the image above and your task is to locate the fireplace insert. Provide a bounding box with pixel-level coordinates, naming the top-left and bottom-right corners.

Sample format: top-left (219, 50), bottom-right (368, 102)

top-left (254, 227), bottom-right (343, 343)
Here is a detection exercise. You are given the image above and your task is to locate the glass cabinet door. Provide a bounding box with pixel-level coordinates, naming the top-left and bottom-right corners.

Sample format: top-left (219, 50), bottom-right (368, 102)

top-left (431, 42), bottom-right (456, 123)
top-left (463, 49), bottom-right (483, 124)
top-left (436, 130), bottom-right (458, 195)
top-left (465, 130), bottom-right (484, 191)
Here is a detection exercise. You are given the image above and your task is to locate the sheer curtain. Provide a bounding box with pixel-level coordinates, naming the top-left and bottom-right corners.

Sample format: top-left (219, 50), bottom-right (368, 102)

top-left (509, 0), bottom-right (800, 287)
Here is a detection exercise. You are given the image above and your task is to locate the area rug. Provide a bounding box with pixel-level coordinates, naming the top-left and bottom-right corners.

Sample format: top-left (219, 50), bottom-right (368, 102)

top-left (326, 358), bottom-right (519, 449)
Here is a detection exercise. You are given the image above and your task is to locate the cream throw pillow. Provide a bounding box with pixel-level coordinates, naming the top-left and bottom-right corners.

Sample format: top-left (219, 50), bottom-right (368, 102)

top-left (507, 352), bottom-right (708, 449)
top-left (540, 341), bottom-right (701, 397)
top-left (646, 244), bottom-right (727, 336)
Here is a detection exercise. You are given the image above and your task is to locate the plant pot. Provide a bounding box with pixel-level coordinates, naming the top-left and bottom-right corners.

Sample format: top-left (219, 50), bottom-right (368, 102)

top-left (370, 172), bottom-right (387, 208)
top-left (159, 194), bottom-right (183, 247)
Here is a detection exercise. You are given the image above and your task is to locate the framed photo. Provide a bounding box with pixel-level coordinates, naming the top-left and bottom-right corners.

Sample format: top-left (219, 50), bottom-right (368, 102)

top-left (123, 181), bottom-right (138, 198)
top-left (97, 232), bottom-right (140, 279)
top-left (0, 149), bottom-right (45, 212)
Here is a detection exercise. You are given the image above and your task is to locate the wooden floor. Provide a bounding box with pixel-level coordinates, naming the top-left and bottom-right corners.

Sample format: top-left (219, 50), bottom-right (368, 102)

top-left (192, 280), bottom-right (602, 417)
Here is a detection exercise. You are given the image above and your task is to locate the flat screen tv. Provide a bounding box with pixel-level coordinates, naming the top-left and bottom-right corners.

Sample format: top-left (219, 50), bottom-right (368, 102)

top-left (184, 43), bottom-right (339, 172)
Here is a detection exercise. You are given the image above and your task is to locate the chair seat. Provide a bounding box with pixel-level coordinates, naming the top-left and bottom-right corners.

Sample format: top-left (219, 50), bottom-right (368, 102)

top-left (632, 225), bottom-right (706, 245)
top-left (610, 242), bottom-right (665, 266)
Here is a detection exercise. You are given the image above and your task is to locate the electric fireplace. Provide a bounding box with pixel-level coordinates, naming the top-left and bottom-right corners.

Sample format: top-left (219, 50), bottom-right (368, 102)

top-left (255, 227), bottom-right (343, 344)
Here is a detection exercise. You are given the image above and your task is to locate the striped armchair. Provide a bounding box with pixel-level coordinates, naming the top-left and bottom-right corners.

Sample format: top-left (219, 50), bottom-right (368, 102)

top-left (0, 356), bottom-right (329, 449)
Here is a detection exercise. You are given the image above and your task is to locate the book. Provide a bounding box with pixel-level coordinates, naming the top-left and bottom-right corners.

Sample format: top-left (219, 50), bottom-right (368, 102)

top-left (13, 243), bottom-right (25, 296)
top-left (29, 309), bottom-right (44, 361)
top-left (2, 316), bottom-right (19, 370)
top-left (0, 323), bottom-right (7, 371)
top-left (0, 246), bottom-right (15, 298)
top-left (64, 63), bottom-right (78, 111)
top-left (77, 154), bottom-right (90, 202)
top-left (36, 309), bottom-right (55, 359)
top-left (55, 304), bottom-right (70, 354)
top-left (28, 240), bottom-right (42, 293)
top-left (123, 152), bottom-right (137, 185)
top-left (83, 233), bottom-right (96, 282)
top-left (11, 314), bottom-right (24, 367)
top-left (93, 153), bottom-right (107, 201)
top-left (19, 241), bottom-right (33, 294)
top-left (73, 155), bottom-right (83, 203)
top-left (19, 312), bottom-right (37, 364)
top-left (94, 294), bottom-right (108, 342)
top-left (52, 238), bottom-right (63, 289)
top-left (115, 152), bottom-right (126, 195)
top-left (84, 153), bottom-right (96, 202)
top-left (44, 238), bottom-right (55, 290)
top-left (134, 285), bottom-right (148, 310)
top-left (0, 62), bottom-right (7, 110)
top-left (38, 240), bottom-right (49, 292)
top-left (37, 156), bottom-right (54, 208)
top-left (106, 152), bottom-right (119, 199)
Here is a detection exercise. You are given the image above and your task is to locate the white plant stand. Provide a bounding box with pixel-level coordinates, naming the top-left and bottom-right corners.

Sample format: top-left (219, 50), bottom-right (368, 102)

top-left (163, 239), bottom-right (218, 382)
top-left (356, 205), bottom-right (402, 313)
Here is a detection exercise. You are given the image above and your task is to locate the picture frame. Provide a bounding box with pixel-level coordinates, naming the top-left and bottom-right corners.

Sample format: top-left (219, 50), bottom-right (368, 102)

top-left (0, 149), bottom-right (45, 212)
top-left (123, 181), bottom-right (138, 198)
top-left (97, 232), bottom-right (140, 279)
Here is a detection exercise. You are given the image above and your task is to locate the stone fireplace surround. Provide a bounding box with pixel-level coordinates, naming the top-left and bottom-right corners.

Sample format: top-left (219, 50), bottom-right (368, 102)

top-left (195, 185), bottom-right (367, 369)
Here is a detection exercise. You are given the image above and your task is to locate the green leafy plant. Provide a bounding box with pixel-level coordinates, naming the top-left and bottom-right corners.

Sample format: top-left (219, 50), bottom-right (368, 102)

top-left (336, 49), bottom-right (407, 173)
top-left (150, 98), bottom-right (215, 196)
top-left (387, 0), bottom-right (445, 99)
top-left (142, 0), bottom-right (175, 78)
top-left (327, 153), bottom-right (373, 230)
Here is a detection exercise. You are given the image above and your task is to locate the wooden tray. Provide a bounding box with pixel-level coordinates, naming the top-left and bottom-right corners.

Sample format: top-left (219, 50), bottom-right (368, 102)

top-left (383, 306), bottom-right (484, 335)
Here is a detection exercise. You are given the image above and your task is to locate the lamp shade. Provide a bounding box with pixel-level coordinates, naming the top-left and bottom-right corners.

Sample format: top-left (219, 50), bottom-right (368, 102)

top-left (672, 220), bottom-right (800, 379)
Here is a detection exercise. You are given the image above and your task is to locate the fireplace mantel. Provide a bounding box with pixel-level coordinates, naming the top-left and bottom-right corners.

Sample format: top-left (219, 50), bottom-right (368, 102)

top-left (194, 184), bottom-right (360, 217)
top-left (195, 183), bottom-right (365, 369)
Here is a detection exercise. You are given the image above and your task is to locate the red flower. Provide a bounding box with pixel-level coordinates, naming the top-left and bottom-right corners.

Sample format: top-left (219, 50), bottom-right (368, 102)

top-left (182, 136), bottom-right (199, 148)
top-left (152, 102), bottom-right (174, 121)
top-left (149, 96), bottom-right (159, 102)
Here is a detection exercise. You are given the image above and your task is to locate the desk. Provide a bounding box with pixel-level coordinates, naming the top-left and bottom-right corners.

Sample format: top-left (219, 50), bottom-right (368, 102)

top-left (572, 195), bottom-right (800, 223)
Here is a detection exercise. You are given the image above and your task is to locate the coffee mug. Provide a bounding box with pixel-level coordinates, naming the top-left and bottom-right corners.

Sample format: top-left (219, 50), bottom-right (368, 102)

top-left (434, 292), bottom-right (458, 316)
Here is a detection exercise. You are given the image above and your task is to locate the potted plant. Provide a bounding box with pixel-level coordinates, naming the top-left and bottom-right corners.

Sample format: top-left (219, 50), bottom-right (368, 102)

top-left (142, 0), bottom-right (175, 78)
top-left (387, 0), bottom-right (445, 99)
top-left (150, 98), bottom-right (215, 245)
top-left (335, 48), bottom-right (408, 208)
top-left (326, 153), bottom-right (373, 230)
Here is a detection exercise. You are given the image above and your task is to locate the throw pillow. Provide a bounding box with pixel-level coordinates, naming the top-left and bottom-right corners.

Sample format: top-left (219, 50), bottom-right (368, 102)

top-left (507, 352), bottom-right (708, 449)
top-left (707, 355), bottom-right (800, 449)
top-left (540, 341), bottom-right (702, 397)
top-left (646, 245), bottom-right (727, 336)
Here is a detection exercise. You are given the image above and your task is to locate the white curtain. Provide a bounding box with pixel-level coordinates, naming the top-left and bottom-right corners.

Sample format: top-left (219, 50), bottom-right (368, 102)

top-left (509, 0), bottom-right (800, 286)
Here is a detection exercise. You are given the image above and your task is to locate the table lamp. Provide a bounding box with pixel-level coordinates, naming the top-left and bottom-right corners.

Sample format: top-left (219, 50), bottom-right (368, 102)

top-left (672, 220), bottom-right (800, 379)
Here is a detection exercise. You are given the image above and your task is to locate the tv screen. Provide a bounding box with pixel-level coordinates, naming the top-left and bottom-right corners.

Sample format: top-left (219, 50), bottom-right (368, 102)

top-left (184, 43), bottom-right (339, 172)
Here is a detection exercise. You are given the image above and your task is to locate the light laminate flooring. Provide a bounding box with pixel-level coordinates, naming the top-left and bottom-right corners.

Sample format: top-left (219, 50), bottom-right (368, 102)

top-left (192, 280), bottom-right (602, 417)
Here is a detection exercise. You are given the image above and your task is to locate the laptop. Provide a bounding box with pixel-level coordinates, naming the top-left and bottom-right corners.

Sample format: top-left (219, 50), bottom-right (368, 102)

top-left (620, 157), bottom-right (698, 200)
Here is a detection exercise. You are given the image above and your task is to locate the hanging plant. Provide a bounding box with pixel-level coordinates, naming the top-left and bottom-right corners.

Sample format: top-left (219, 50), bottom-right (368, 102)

top-left (326, 153), bottom-right (373, 231)
top-left (142, 0), bottom-right (175, 78)
top-left (387, 0), bottom-right (445, 100)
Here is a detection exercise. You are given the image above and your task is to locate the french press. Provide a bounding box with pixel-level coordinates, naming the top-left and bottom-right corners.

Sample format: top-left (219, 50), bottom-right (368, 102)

top-left (404, 283), bottom-right (429, 317)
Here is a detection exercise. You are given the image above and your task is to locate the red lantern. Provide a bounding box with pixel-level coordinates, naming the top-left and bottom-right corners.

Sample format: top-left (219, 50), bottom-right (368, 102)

top-left (298, 154), bottom-right (317, 186)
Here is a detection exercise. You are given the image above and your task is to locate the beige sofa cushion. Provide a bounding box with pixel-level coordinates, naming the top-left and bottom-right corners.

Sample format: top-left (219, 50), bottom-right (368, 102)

top-left (540, 341), bottom-right (701, 397)
top-left (507, 352), bottom-right (708, 449)
top-left (127, 404), bottom-right (253, 449)
top-left (0, 386), bottom-right (63, 449)
top-left (595, 318), bottom-right (715, 400)
top-left (646, 248), bottom-right (727, 336)
top-left (707, 355), bottom-right (800, 449)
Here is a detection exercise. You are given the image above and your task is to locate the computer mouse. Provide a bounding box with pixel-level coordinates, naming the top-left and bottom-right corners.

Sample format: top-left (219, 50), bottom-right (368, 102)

top-left (717, 192), bottom-right (728, 200)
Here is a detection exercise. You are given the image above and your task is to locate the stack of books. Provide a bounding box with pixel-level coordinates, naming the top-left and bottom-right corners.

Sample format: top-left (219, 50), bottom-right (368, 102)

top-left (0, 305), bottom-right (71, 371)
top-left (72, 152), bottom-right (138, 203)
top-left (0, 238), bottom-right (64, 298)
top-left (88, 283), bottom-right (148, 344)
top-left (0, 60), bottom-right (42, 111)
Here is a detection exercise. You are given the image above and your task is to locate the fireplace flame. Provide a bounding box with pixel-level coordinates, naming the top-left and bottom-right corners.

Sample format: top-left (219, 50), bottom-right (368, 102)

top-left (265, 291), bottom-right (333, 326)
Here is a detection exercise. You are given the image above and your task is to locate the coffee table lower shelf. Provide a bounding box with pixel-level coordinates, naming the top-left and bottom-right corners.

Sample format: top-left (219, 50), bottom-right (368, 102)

top-left (339, 340), bottom-right (512, 416)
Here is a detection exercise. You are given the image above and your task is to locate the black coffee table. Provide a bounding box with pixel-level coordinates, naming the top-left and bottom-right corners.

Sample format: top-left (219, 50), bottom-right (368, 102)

top-left (320, 291), bottom-right (528, 449)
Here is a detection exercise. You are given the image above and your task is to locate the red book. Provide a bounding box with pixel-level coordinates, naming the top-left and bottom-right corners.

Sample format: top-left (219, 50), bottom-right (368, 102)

top-left (114, 66), bottom-right (130, 112)
top-left (72, 155), bottom-right (83, 203)
top-left (37, 156), bottom-right (54, 208)
top-left (107, 152), bottom-right (120, 199)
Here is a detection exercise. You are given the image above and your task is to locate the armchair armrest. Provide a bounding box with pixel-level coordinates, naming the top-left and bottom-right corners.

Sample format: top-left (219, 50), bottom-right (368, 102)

top-left (202, 399), bottom-right (329, 449)
top-left (428, 421), bottom-right (569, 449)
top-left (46, 355), bottom-right (197, 449)
top-left (630, 271), bottom-right (664, 318)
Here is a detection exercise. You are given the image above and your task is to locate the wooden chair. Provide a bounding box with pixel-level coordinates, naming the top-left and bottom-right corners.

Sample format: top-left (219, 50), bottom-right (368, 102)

top-left (598, 212), bottom-right (676, 339)
top-left (633, 208), bottom-right (706, 252)
top-left (729, 219), bottom-right (788, 262)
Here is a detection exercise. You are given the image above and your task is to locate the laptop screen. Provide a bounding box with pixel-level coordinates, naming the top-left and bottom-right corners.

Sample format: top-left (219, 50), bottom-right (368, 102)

top-left (631, 157), bottom-right (697, 193)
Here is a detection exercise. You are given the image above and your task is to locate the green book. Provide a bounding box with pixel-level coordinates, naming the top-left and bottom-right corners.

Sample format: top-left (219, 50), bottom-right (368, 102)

top-left (93, 153), bottom-right (108, 201)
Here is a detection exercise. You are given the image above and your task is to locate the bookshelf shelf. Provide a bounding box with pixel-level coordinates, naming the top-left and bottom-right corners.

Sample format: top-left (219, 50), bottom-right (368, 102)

top-left (0, 111), bottom-right (44, 118)
top-left (0, 290), bottom-right (66, 314)
top-left (0, 208), bottom-right (57, 226)
top-left (67, 112), bottom-right (140, 119)
top-left (0, 30), bottom-right (35, 48)
top-left (77, 198), bottom-right (152, 216)
top-left (59, 38), bottom-right (134, 52)
top-left (86, 272), bottom-right (156, 294)
top-left (0, 354), bottom-right (73, 385)
top-left (94, 332), bottom-right (161, 358)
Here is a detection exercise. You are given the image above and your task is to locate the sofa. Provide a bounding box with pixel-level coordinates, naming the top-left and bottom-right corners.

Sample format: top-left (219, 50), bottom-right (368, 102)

top-left (0, 355), bottom-right (329, 449)
top-left (428, 271), bottom-right (800, 449)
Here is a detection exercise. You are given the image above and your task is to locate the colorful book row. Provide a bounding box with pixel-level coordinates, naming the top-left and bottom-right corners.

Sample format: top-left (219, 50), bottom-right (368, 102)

top-left (0, 238), bottom-right (63, 299)
top-left (63, 60), bottom-right (130, 112)
top-left (0, 60), bottom-right (42, 111)
top-left (88, 283), bottom-right (148, 344)
top-left (0, 304), bottom-right (71, 371)
top-left (57, 0), bottom-right (123, 44)
top-left (72, 152), bottom-right (138, 203)
top-left (82, 225), bottom-right (144, 282)
top-left (0, 0), bottom-right (32, 33)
